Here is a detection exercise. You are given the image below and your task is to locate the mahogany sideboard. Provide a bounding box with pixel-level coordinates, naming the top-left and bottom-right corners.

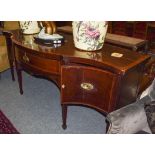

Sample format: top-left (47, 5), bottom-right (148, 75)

top-left (3, 30), bottom-right (151, 129)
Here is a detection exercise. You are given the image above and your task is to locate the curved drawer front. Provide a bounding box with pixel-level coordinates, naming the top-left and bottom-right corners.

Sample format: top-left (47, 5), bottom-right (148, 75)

top-left (61, 65), bottom-right (119, 112)
top-left (15, 49), bottom-right (60, 74)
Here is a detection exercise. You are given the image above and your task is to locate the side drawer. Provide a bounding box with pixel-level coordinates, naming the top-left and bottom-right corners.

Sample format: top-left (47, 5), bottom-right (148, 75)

top-left (61, 65), bottom-right (119, 113)
top-left (15, 49), bottom-right (60, 74)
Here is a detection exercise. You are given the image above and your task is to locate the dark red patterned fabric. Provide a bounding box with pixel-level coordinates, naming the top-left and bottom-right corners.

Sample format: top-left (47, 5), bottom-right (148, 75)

top-left (0, 110), bottom-right (19, 134)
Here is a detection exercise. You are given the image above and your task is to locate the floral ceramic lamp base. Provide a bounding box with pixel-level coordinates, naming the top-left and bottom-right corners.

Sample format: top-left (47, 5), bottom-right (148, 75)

top-left (72, 21), bottom-right (108, 51)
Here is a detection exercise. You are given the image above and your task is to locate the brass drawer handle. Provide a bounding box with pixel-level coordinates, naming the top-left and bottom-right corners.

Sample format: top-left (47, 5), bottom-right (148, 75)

top-left (81, 82), bottom-right (94, 91)
top-left (23, 53), bottom-right (29, 62)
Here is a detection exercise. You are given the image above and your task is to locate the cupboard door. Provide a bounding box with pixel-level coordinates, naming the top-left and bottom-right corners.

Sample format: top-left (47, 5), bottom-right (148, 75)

top-left (61, 65), bottom-right (119, 113)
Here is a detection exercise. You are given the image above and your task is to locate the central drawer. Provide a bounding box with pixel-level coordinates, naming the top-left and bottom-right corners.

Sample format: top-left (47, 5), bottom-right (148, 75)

top-left (15, 49), bottom-right (60, 74)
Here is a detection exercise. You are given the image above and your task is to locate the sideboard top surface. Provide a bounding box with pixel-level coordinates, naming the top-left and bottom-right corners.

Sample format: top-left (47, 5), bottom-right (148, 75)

top-left (9, 30), bottom-right (150, 74)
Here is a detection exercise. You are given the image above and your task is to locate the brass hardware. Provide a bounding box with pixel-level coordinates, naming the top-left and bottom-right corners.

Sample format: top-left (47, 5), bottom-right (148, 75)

top-left (62, 84), bottom-right (65, 89)
top-left (23, 53), bottom-right (29, 62)
top-left (111, 52), bottom-right (123, 58)
top-left (80, 82), bottom-right (94, 91)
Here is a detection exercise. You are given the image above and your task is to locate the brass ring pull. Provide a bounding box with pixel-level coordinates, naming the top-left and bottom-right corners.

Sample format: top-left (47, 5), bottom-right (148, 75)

top-left (81, 82), bottom-right (94, 91)
top-left (23, 53), bottom-right (29, 62)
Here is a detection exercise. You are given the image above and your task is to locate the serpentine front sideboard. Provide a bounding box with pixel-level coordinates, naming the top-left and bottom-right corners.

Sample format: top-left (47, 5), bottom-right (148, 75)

top-left (3, 30), bottom-right (151, 129)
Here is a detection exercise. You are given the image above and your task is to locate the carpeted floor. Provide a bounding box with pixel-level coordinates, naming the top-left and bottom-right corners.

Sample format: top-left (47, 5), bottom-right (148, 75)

top-left (0, 70), bottom-right (106, 134)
